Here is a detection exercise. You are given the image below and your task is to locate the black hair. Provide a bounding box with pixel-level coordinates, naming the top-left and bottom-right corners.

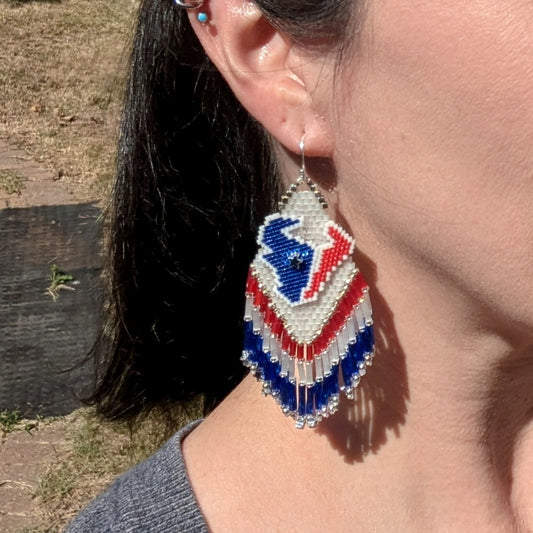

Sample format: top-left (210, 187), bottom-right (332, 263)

top-left (88, 0), bottom-right (354, 423)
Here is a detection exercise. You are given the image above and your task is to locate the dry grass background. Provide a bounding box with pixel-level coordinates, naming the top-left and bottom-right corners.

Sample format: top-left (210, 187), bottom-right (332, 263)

top-left (0, 1), bottom-right (203, 531)
top-left (34, 410), bottom-right (167, 530)
top-left (0, 0), bottom-right (138, 200)
top-left (1, 406), bottom-right (202, 531)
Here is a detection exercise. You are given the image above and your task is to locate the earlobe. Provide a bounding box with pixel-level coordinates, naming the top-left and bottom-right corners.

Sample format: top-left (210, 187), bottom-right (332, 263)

top-left (186, 0), bottom-right (333, 158)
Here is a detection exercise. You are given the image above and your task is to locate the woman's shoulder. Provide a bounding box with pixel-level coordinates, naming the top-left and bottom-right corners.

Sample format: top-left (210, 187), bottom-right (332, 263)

top-left (64, 419), bottom-right (208, 533)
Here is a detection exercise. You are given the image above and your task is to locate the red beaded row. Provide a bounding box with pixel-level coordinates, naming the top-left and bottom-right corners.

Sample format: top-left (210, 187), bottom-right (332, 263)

top-left (303, 224), bottom-right (354, 300)
top-left (246, 269), bottom-right (368, 361)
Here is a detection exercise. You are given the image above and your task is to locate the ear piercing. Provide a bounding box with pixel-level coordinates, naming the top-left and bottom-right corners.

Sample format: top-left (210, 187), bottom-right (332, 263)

top-left (173, 0), bottom-right (204, 7)
top-left (174, 0), bottom-right (209, 23)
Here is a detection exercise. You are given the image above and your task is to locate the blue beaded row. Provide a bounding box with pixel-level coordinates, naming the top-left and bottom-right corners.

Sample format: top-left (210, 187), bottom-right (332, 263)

top-left (243, 319), bottom-right (375, 426)
top-left (260, 216), bottom-right (314, 304)
top-left (340, 325), bottom-right (374, 387)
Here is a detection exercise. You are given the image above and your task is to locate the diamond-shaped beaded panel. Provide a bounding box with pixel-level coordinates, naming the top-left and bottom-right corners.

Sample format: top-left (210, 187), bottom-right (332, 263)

top-left (252, 190), bottom-right (357, 343)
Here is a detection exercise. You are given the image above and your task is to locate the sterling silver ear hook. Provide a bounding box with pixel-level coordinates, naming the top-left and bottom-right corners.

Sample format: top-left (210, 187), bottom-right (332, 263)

top-left (299, 135), bottom-right (307, 182)
top-left (288, 134), bottom-right (328, 209)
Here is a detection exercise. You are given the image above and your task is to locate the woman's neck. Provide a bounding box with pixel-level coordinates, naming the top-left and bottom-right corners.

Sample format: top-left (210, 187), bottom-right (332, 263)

top-left (183, 257), bottom-right (533, 532)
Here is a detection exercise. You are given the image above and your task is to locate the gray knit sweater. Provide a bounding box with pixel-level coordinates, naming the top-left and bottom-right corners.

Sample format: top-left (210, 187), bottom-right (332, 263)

top-left (64, 420), bottom-right (209, 532)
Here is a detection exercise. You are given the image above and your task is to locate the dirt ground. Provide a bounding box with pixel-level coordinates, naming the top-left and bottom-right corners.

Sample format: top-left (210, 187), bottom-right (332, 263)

top-left (0, 1), bottom-right (169, 531)
top-left (0, 416), bottom-right (74, 533)
top-left (0, 139), bottom-right (157, 531)
top-left (1, 416), bottom-right (73, 532)
top-left (0, 0), bottom-right (138, 202)
top-left (0, 408), bottom-right (192, 532)
top-left (0, 140), bottom-right (79, 208)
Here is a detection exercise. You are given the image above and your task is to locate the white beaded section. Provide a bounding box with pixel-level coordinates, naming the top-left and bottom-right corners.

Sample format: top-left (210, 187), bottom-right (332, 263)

top-left (252, 190), bottom-right (358, 343)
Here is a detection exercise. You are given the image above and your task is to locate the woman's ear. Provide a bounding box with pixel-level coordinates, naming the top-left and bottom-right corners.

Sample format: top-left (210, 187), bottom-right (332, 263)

top-left (187, 0), bottom-right (334, 157)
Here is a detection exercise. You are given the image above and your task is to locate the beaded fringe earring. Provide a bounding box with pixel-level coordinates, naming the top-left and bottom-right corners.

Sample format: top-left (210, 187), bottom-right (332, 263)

top-left (242, 138), bottom-right (375, 428)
